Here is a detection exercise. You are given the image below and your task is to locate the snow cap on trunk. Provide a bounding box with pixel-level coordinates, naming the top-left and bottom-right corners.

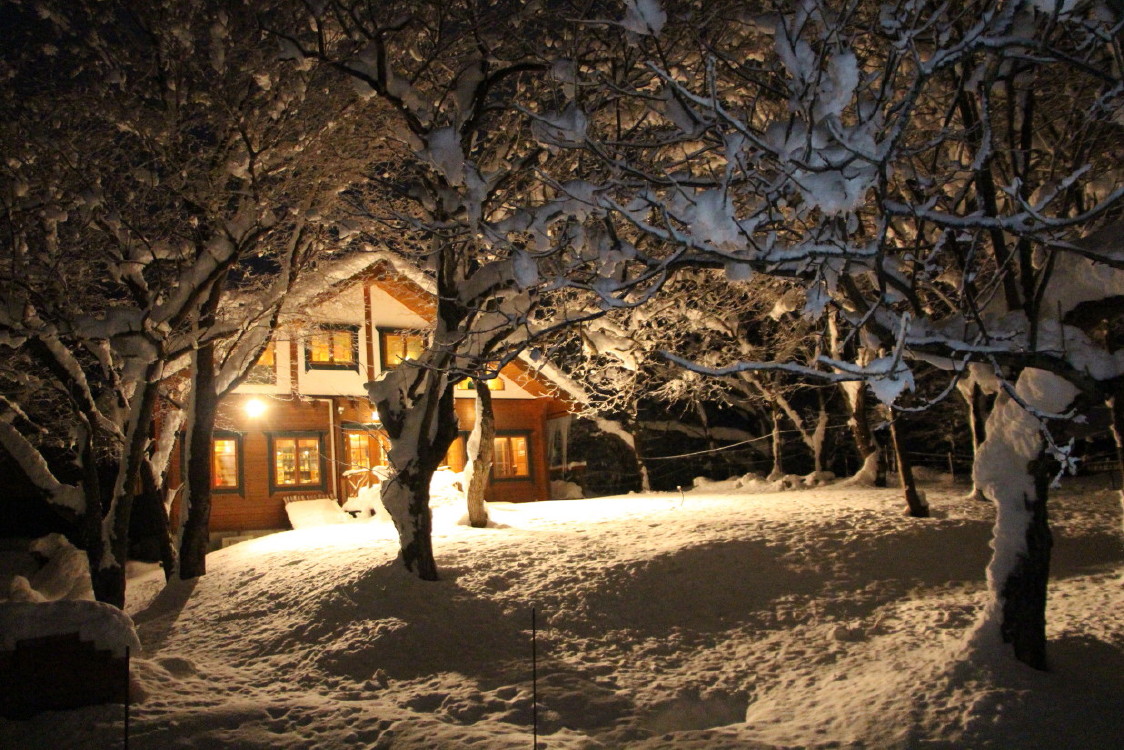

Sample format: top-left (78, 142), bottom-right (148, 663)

top-left (621, 0), bottom-right (666, 36)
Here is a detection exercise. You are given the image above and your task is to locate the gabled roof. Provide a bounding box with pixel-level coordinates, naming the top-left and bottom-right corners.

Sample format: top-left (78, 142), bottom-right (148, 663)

top-left (292, 251), bottom-right (574, 406)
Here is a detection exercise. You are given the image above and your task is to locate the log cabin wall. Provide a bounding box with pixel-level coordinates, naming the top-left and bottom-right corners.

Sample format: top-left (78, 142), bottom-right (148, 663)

top-left (169, 271), bottom-right (576, 540)
top-left (196, 392), bottom-right (563, 535)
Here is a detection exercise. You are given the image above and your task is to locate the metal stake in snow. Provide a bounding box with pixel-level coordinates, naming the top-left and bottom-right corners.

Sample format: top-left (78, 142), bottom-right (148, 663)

top-left (532, 606), bottom-right (538, 748)
top-left (124, 645), bottom-right (130, 750)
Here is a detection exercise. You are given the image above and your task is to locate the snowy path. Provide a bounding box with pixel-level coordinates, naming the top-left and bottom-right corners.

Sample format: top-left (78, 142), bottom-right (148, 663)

top-left (2, 479), bottom-right (1122, 748)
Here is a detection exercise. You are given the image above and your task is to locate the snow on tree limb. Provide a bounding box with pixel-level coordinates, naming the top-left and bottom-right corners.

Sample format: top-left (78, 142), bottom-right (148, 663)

top-left (0, 420), bottom-right (84, 513)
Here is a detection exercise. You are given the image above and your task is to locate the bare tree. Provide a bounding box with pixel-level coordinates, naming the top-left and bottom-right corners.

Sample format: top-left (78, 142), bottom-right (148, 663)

top-left (0, 0), bottom-right (364, 602)
top-left (260, 0), bottom-right (692, 578)
top-left (555, 0), bottom-right (1123, 667)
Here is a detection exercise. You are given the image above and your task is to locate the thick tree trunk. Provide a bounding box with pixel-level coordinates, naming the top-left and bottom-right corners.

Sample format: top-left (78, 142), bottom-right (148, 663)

top-left (464, 381), bottom-right (495, 528)
top-left (829, 317), bottom-right (884, 485)
top-left (379, 463), bottom-right (440, 580)
top-left (972, 368), bottom-right (1077, 670)
top-left (373, 368), bottom-right (458, 580)
top-left (999, 453), bottom-right (1053, 670)
top-left (367, 235), bottom-right (478, 579)
top-left (78, 433), bottom-right (109, 600)
top-left (810, 394), bottom-right (828, 475)
top-left (140, 455), bottom-right (177, 581)
top-left (180, 343), bottom-right (219, 580)
top-left (94, 375), bottom-right (159, 608)
top-left (889, 416), bottom-right (928, 518)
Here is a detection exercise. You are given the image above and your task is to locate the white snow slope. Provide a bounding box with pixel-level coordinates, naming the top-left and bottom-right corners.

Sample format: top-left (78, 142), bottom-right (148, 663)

top-left (2, 477), bottom-right (1122, 749)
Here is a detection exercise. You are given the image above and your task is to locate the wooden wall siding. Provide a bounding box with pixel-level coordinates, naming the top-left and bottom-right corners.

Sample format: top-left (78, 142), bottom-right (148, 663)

top-left (453, 397), bottom-right (551, 505)
top-left (209, 394), bottom-right (340, 533)
top-left (202, 393), bottom-right (553, 533)
top-left (205, 263), bottom-right (579, 534)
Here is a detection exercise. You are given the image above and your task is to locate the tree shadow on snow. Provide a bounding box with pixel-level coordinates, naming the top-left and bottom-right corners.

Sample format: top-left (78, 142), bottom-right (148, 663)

top-left (563, 538), bottom-right (825, 637)
top-left (1052, 530), bottom-right (1124, 577)
top-left (297, 560), bottom-right (637, 733)
top-left (951, 635), bottom-right (1124, 749)
top-left (561, 518), bottom-right (1003, 639)
top-left (131, 576), bottom-right (199, 652)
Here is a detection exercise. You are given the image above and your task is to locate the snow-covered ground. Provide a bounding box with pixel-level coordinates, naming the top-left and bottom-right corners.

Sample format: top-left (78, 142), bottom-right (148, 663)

top-left (3, 475), bottom-right (1122, 749)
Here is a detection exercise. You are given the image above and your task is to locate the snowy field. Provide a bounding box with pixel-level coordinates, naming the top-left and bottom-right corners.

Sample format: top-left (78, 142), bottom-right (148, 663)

top-left (3, 475), bottom-right (1123, 749)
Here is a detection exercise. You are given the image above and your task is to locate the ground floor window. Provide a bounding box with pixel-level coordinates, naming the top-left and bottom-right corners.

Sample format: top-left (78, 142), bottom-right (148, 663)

top-left (493, 433), bottom-right (531, 479)
top-left (344, 429), bottom-right (387, 470)
top-left (270, 433), bottom-right (325, 491)
top-left (211, 433), bottom-right (243, 492)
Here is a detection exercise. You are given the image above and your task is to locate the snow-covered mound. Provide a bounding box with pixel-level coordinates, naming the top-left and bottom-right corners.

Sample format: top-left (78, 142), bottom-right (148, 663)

top-left (285, 498), bottom-right (355, 530)
top-left (1, 533), bottom-right (96, 603)
top-left (0, 533), bottom-right (138, 659)
top-left (2, 479), bottom-right (1121, 748)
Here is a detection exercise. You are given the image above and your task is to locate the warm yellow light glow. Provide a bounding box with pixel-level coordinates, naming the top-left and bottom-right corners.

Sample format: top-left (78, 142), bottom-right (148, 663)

top-left (244, 398), bottom-right (267, 418)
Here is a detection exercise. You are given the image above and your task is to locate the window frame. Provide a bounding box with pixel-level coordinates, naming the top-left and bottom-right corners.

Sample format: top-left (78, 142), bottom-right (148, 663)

top-left (342, 425), bottom-right (388, 470)
top-left (267, 431), bottom-right (328, 493)
top-left (304, 324), bottom-right (360, 372)
top-left (491, 431), bottom-right (533, 482)
top-left (455, 371), bottom-right (506, 392)
top-left (378, 327), bottom-right (428, 371)
top-left (245, 341), bottom-right (278, 385)
top-left (210, 431), bottom-right (244, 494)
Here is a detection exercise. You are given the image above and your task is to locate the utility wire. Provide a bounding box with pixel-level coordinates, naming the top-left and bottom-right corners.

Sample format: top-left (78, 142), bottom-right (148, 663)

top-left (640, 422), bottom-right (853, 461)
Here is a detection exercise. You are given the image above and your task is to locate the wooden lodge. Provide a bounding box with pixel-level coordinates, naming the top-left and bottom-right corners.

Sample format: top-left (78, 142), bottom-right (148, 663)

top-left (187, 261), bottom-right (573, 543)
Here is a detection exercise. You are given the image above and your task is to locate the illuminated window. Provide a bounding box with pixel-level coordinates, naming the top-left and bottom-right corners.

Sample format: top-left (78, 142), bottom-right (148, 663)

top-left (345, 430), bottom-right (386, 469)
top-left (270, 434), bottom-right (324, 490)
top-left (379, 328), bottom-right (427, 370)
top-left (455, 372), bottom-right (506, 391)
top-left (211, 434), bottom-right (242, 492)
top-left (305, 326), bottom-right (359, 370)
top-left (246, 341), bottom-right (277, 384)
top-left (493, 434), bottom-right (530, 479)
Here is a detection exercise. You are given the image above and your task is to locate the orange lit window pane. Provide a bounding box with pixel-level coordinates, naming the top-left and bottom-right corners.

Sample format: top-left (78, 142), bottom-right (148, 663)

top-left (307, 328), bottom-right (357, 367)
top-left (212, 438), bottom-right (239, 489)
top-left (247, 342), bottom-right (277, 384)
top-left (456, 376), bottom-right (506, 391)
top-left (442, 436), bottom-right (466, 470)
top-left (493, 435), bottom-right (529, 478)
top-left (274, 436), bottom-right (322, 487)
top-left (258, 342), bottom-right (276, 368)
top-left (332, 331), bottom-right (352, 361)
top-left (347, 433), bottom-right (371, 470)
top-left (309, 335), bottom-right (330, 363)
top-left (380, 330), bottom-right (427, 369)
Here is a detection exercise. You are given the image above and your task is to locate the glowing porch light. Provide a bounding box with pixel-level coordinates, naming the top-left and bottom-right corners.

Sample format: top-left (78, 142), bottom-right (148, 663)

top-left (244, 398), bottom-right (267, 418)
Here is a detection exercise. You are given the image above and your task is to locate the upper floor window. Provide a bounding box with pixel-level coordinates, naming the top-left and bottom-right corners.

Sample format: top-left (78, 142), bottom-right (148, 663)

top-left (456, 375), bottom-right (506, 392)
top-left (305, 325), bottom-right (359, 371)
top-left (245, 341), bottom-right (277, 384)
top-left (379, 328), bottom-right (426, 370)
